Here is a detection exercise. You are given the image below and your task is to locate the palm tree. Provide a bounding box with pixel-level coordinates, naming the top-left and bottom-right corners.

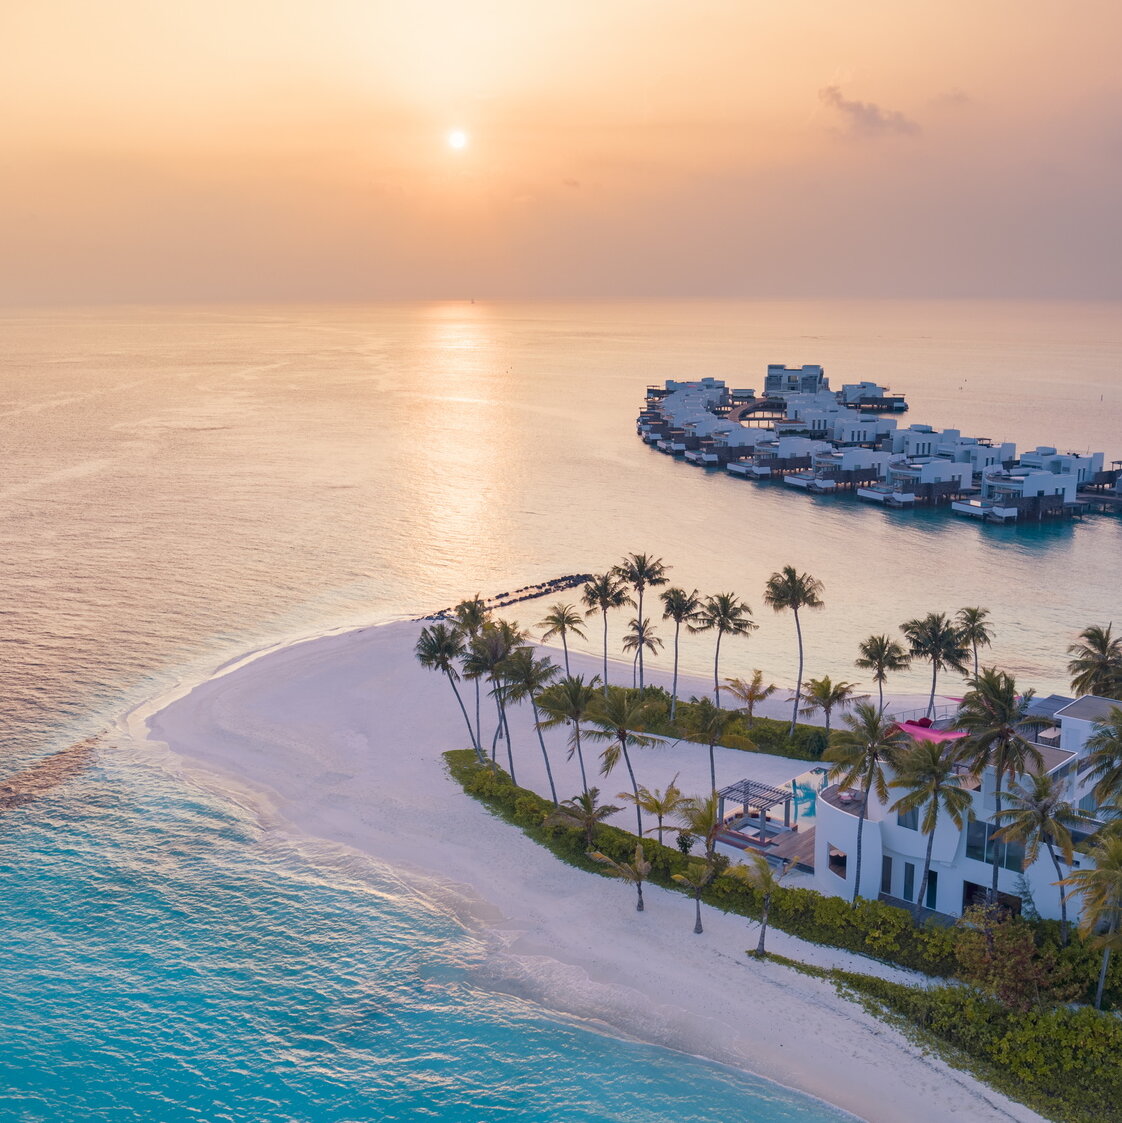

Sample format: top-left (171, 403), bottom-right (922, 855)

top-left (535, 674), bottom-right (600, 794)
top-left (825, 702), bottom-right (906, 905)
top-left (674, 792), bottom-right (723, 861)
top-left (453, 596), bottom-right (489, 748)
top-left (673, 859), bottom-right (717, 934)
top-left (1084, 706), bottom-right (1122, 808)
top-left (901, 612), bottom-right (970, 719)
top-left (679, 697), bottom-right (744, 795)
top-left (546, 787), bottom-right (621, 850)
top-left (622, 617), bottom-right (663, 690)
top-left (581, 573), bottom-right (633, 693)
top-left (723, 670), bottom-right (777, 726)
top-left (462, 620), bottom-right (524, 777)
top-left (591, 844), bottom-right (653, 912)
top-left (954, 668), bottom-right (1045, 901)
top-left (584, 686), bottom-right (660, 837)
top-left (994, 772), bottom-right (1088, 945)
top-left (1067, 624), bottom-right (1122, 699)
top-left (956, 607), bottom-right (994, 679)
top-left (855, 634), bottom-right (911, 715)
top-left (660, 586), bottom-right (702, 719)
top-left (502, 647), bottom-right (561, 805)
top-left (414, 623), bottom-right (482, 762)
top-left (694, 593), bottom-right (756, 707)
top-left (763, 566), bottom-right (824, 735)
top-left (799, 676), bottom-right (865, 737)
top-left (889, 737), bottom-right (973, 917)
top-left (726, 852), bottom-right (794, 957)
top-left (538, 602), bottom-right (587, 676)
top-left (1058, 832), bottom-right (1122, 1009)
top-left (616, 776), bottom-right (685, 844)
top-left (613, 553), bottom-right (669, 690)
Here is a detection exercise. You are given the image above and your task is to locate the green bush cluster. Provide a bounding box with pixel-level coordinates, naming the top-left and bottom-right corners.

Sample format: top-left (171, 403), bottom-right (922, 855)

top-left (834, 971), bottom-right (1122, 1123)
top-left (735, 715), bottom-right (829, 760)
top-left (656, 697), bottom-right (829, 761)
top-left (445, 750), bottom-right (1120, 1003)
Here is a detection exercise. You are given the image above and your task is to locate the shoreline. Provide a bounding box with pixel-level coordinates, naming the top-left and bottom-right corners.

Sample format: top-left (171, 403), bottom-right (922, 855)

top-left (140, 618), bottom-right (1044, 1123)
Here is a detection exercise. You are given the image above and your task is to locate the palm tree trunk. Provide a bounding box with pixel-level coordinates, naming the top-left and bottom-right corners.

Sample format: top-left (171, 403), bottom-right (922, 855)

top-left (671, 619), bottom-right (681, 720)
top-left (499, 697), bottom-right (517, 785)
top-left (1045, 839), bottom-right (1069, 946)
top-left (927, 660), bottom-right (938, 719)
top-left (491, 692), bottom-right (504, 761)
top-left (757, 893), bottom-right (770, 956)
top-left (990, 779), bottom-right (1004, 901)
top-left (446, 670), bottom-right (483, 763)
top-left (851, 801), bottom-right (868, 906)
top-left (561, 631), bottom-right (570, 676)
top-left (1095, 936), bottom-right (1114, 1011)
top-left (877, 678), bottom-right (884, 715)
top-left (917, 814), bottom-right (936, 918)
top-left (790, 607), bottom-right (804, 736)
top-left (620, 739), bottom-right (643, 837)
top-left (636, 881), bottom-right (645, 912)
top-left (636, 588), bottom-right (645, 689)
top-left (656, 812), bottom-right (664, 844)
top-left (531, 700), bottom-right (558, 805)
top-left (972, 641), bottom-right (979, 680)
top-left (824, 705), bottom-right (832, 737)
top-left (693, 890), bottom-right (703, 934)
top-left (708, 741), bottom-right (716, 796)
top-left (713, 629), bottom-right (723, 707)
top-left (474, 679), bottom-right (482, 752)
top-left (574, 722), bottom-right (589, 794)
top-left (601, 610), bottom-right (609, 694)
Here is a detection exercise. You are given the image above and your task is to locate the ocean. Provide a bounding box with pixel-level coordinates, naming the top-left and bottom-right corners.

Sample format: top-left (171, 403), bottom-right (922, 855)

top-left (2, 300), bottom-right (1119, 1119)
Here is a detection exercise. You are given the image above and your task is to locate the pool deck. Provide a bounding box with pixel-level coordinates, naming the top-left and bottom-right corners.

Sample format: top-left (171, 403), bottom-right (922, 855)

top-left (768, 826), bottom-right (816, 869)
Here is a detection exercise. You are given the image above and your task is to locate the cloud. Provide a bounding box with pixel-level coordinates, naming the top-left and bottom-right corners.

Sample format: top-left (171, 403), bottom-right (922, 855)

top-left (818, 86), bottom-right (919, 137)
top-left (930, 87), bottom-right (973, 110)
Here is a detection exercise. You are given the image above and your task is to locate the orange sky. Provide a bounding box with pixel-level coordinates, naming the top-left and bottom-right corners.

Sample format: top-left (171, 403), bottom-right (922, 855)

top-left (4, 1), bottom-right (1121, 302)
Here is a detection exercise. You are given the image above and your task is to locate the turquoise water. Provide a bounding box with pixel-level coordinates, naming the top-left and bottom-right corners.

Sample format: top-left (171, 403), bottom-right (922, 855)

top-left (2, 300), bottom-right (1119, 1118)
top-left (0, 744), bottom-right (849, 1121)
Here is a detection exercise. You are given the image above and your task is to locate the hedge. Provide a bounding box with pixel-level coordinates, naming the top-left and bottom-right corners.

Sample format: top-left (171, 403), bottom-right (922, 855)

top-left (830, 971), bottom-right (1122, 1123)
top-left (444, 749), bottom-right (1122, 1003)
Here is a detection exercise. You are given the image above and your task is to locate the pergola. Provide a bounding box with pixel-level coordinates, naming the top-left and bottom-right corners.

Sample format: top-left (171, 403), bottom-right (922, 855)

top-left (717, 778), bottom-right (794, 842)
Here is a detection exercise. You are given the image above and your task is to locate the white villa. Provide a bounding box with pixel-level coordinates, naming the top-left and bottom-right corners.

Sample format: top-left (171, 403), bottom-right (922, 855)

top-left (637, 371), bottom-right (1115, 523)
top-left (810, 696), bottom-right (1120, 921)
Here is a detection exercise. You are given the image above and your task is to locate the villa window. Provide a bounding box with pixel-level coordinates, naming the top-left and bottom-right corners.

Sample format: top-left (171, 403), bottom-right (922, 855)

top-left (881, 855), bottom-right (893, 895)
top-left (897, 806), bottom-right (919, 830)
top-left (966, 816), bottom-right (1025, 872)
top-left (903, 862), bottom-right (915, 902)
top-left (827, 845), bottom-right (848, 880)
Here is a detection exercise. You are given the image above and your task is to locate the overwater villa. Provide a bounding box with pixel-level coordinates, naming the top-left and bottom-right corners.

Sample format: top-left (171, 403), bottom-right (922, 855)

top-left (637, 371), bottom-right (1121, 526)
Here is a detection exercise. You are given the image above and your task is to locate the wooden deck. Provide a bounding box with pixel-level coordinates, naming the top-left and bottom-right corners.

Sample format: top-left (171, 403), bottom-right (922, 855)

top-left (768, 826), bottom-right (816, 869)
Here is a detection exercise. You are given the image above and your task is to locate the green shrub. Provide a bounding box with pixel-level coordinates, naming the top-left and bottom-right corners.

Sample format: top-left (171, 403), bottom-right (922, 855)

top-left (444, 750), bottom-right (1119, 1004)
top-left (833, 971), bottom-right (1122, 1123)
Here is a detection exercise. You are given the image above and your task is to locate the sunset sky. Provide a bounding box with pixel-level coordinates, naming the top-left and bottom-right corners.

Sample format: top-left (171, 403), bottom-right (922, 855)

top-left (5, 1), bottom-right (1121, 303)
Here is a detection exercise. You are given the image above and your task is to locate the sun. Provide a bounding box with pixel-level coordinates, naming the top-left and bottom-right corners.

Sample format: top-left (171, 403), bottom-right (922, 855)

top-left (447, 129), bottom-right (469, 150)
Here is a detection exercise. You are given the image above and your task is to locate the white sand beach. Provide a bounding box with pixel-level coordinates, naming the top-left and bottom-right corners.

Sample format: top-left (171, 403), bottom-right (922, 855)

top-left (145, 620), bottom-right (1044, 1123)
